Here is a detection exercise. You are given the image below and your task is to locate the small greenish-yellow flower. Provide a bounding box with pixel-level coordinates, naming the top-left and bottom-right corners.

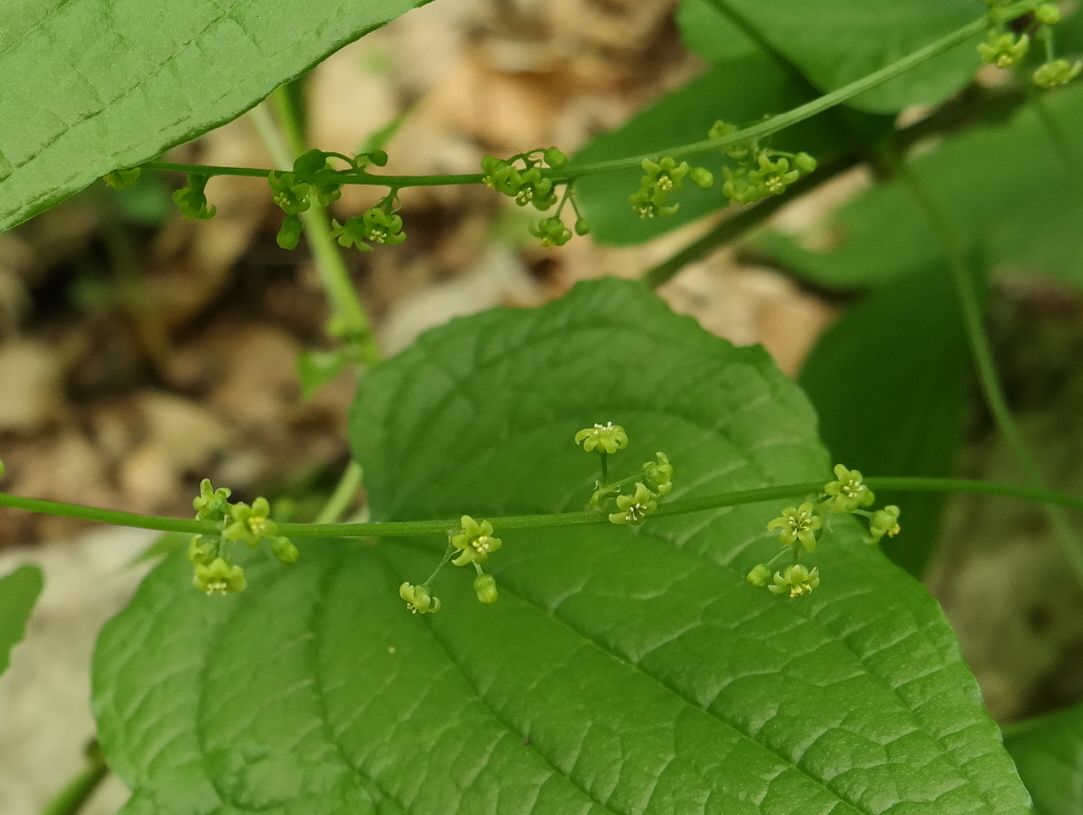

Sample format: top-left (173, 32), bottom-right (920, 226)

top-left (766, 502), bottom-right (823, 552)
top-left (977, 32), bottom-right (1030, 68)
top-left (689, 167), bottom-right (715, 189)
top-left (629, 187), bottom-right (678, 219)
top-left (609, 482), bottom-right (658, 525)
top-left (399, 582), bottom-right (440, 614)
top-left (574, 422), bottom-right (629, 455)
top-left (868, 505), bottom-right (902, 544)
top-left (451, 515), bottom-right (503, 567)
top-left (642, 452), bottom-right (674, 497)
top-left (172, 175), bottom-right (216, 220)
top-left (749, 152), bottom-right (800, 196)
top-left (543, 147), bottom-right (569, 169)
top-left (1036, 3), bottom-right (1062, 24)
top-left (193, 478), bottom-right (232, 522)
top-left (474, 573), bottom-right (499, 605)
top-left (823, 464), bottom-right (875, 512)
top-left (793, 152), bottom-right (818, 174)
top-left (709, 120), bottom-right (753, 162)
top-left (768, 564), bottom-right (820, 599)
top-left (276, 214), bottom-right (304, 250)
top-left (224, 497), bottom-right (278, 548)
top-left (722, 166), bottom-right (762, 205)
top-left (529, 216), bottom-right (572, 248)
top-left (514, 167), bottom-right (557, 210)
top-left (746, 563), bottom-right (772, 587)
top-left (267, 171), bottom-right (312, 215)
top-left (187, 535), bottom-right (217, 566)
top-left (193, 558), bottom-right (246, 596)
top-left (329, 217), bottom-right (374, 252)
top-left (641, 156), bottom-right (689, 193)
top-left (271, 536), bottom-right (300, 564)
top-left (1033, 58), bottom-right (1083, 89)
top-left (359, 207), bottom-right (406, 246)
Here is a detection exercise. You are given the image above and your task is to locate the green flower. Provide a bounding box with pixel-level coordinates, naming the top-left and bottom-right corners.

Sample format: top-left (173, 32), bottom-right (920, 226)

top-left (474, 573), bottom-right (499, 605)
top-left (641, 156), bottom-right (689, 193)
top-left (359, 207), bottom-right (406, 245)
top-left (766, 502), bottom-right (823, 552)
top-left (223, 497), bottom-right (278, 548)
top-left (709, 120), bottom-right (753, 162)
top-left (768, 564), bottom-right (820, 599)
top-left (1036, 3), bottom-right (1062, 25)
top-left (543, 147), bottom-right (569, 169)
top-left (823, 464), bottom-right (875, 513)
top-left (193, 558), bottom-right (246, 595)
top-left (629, 187), bottom-right (678, 218)
top-left (868, 505), bottom-right (902, 545)
top-left (689, 167), bottom-right (715, 189)
top-left (749, 152), bottom-right (800, 196)
top-left (529, 216), bottom-right (572, 247)
top-left (271, 536), bottom-right (301, 564)
top-left (977, 32), bottom-right (1030, 68)
top-left (399, 582), bottom-right (441, 614)
top-left (609, 482), bottom-right (658, 526)
top-left (268, 171), bottom-right (312, 215)
top-left (746, 563), bottom-right (772, 587)
top-left (721, 166), bottom-right (763, 205)
top-left (574, 422), bottom-right (629, 454)
top-left (329, 217), bottom-right (375, 252)
top-left (276, 214), bottom-right (304, 250)
top-left (514, 167), bottom-right (557, 210)
top-left (451, 515), bottom-right (503, 567)
top-left (1033, 58), bottom-right (1083, 89)
top-left (187, 535), bottom-right (217, 566)
top-left (481, 156), bottom-right (521, 196)
top-left (192, 478), bottom-right (232, 522)
top-left (642, 452), bottom-right (673, 497)
top-left (172, 175), bottom-right (216, 220)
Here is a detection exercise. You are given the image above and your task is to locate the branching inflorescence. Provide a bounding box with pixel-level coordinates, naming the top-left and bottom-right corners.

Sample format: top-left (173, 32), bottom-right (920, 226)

top-left (747, 465), bottom-right (901, 599)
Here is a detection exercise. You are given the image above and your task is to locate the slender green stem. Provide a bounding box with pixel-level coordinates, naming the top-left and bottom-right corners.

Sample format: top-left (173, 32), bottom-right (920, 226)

top-left (140, 9), bottom-right (1043, 195)
top-left (251, 97), bottom-right (380, 363)
top-left (314, 460), bottom-right (364, 524)
top-left (3, 477), bottom-right (1082, 541)
top-left (41, 742), bottom-right (108, 815)
top-left (893, 158), bottom-right (1083, 584)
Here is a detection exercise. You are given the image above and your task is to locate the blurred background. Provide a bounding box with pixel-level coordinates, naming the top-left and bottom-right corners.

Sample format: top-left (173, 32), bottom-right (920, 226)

top-left (2, 0), bottom-right (1083, 811)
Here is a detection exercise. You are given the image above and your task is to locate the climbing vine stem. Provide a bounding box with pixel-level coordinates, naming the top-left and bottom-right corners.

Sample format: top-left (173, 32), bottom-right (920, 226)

top-left (137, 8), bottom-right (1047, 195)
top-left (892, 155), bottom-right (1083, 586)
top-left (1, 477), bottom-right (1081, 540)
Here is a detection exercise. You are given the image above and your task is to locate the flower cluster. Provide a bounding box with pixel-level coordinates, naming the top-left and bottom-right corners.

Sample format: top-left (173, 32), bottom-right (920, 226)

top-left (481, 148), bottom-right (590, 248)
top-left (397, 514), bottom-right (506, 615)
top-left (575, 422), bottom-right (674, 527)
top-left (981, 1), bottom-right (1081, 89)
top-left (330, 199), bottom-right (406, 252)
top-left (629, 156), bottom-right (714, 219)
top-left (187, 478), bottom-right (298, 596)
top-left (172, 174), bottom-right (216, 220)
top-left (746, 464), bottom-right (902, 600)
top-left (710, 121), bottom-right (817, 206)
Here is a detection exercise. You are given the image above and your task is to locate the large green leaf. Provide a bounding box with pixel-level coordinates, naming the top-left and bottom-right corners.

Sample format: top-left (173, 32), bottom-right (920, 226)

top-left (573, 58), bottom-right (875, 245)
top-left (1004, 703), bottom-right (1083, 814)
top-left (93, 280), bottom-right (1031, 813)
top-left (0, 0), bottom-right (430, 231)
top-left (799, 266), bottom-right (970, 577)
top-left (676, 0), bottom-right (984, 114)
top-left (0, 564), bottom-right (43, 677)
top-left (755, 82), bottom-right (1083, 291)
